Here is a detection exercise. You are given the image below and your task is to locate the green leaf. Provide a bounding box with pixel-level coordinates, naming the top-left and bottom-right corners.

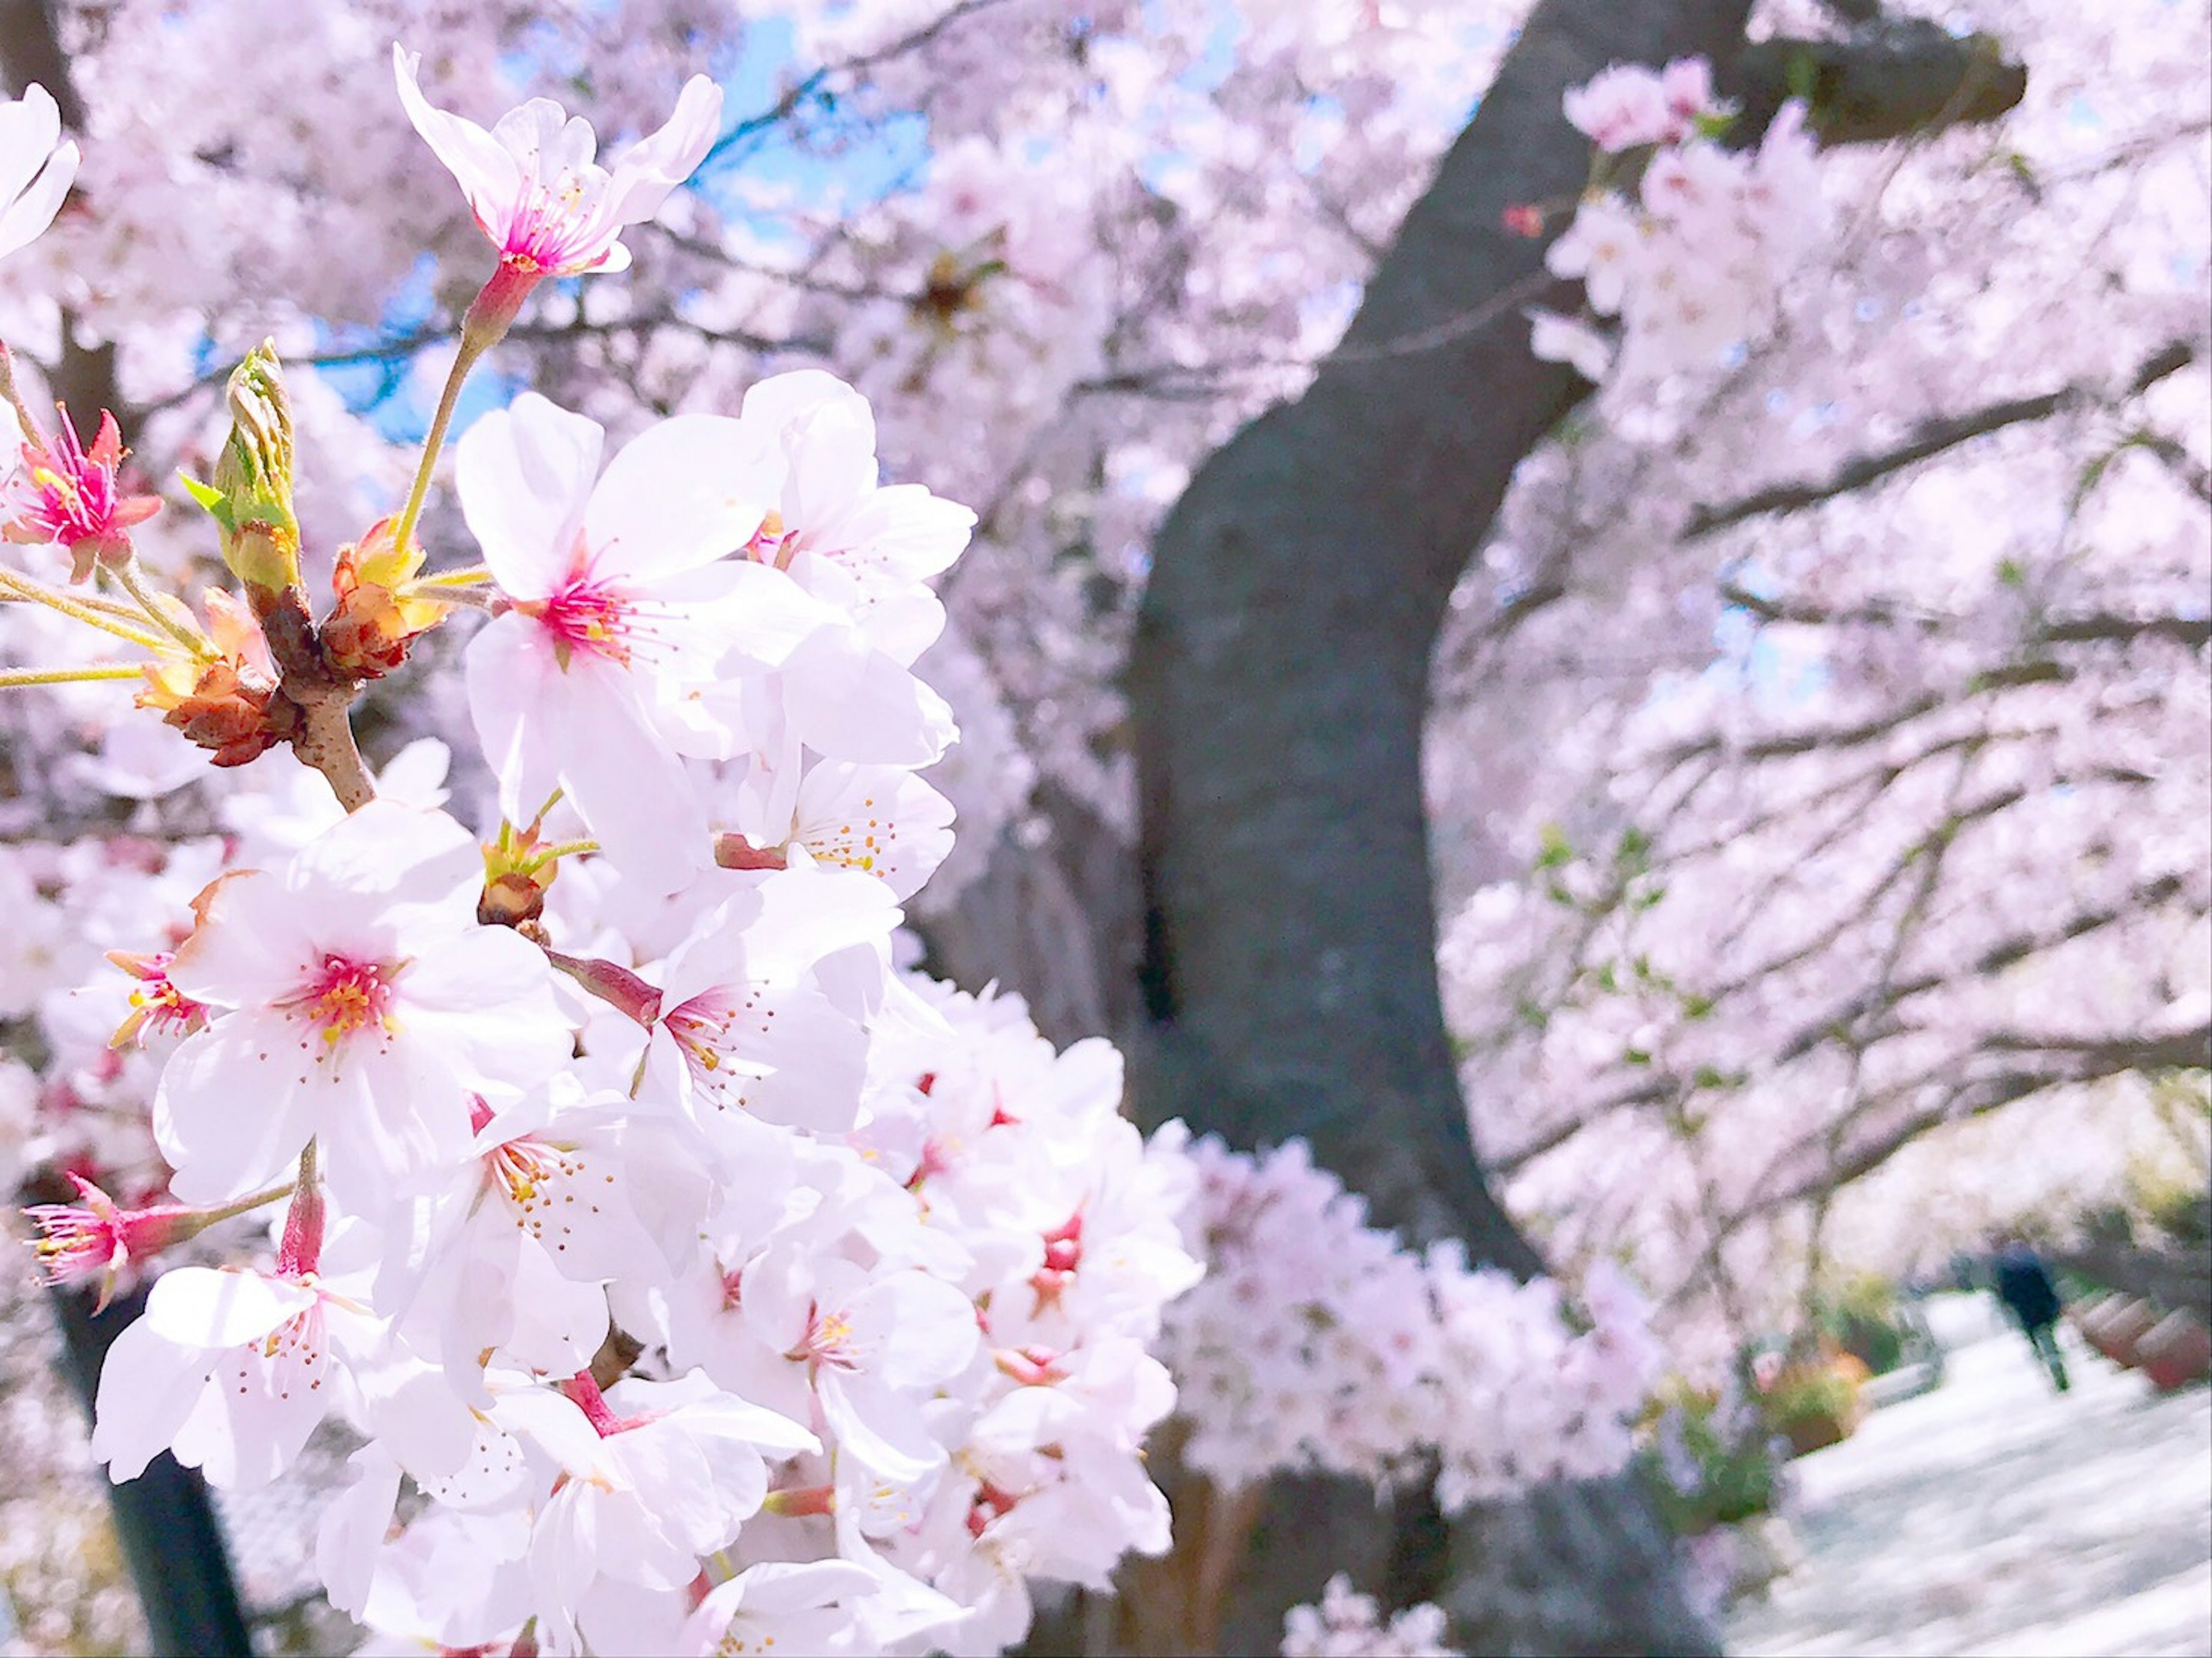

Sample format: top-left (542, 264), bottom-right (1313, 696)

top-left (177, 472), bottom-right (230, 521)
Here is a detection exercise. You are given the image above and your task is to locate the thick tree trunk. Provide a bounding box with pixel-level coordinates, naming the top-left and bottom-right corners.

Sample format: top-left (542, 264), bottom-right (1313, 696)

top-left (1122, 2), bottom-right (1763, 1646)
top-left (939, 0), bottom-right (2028, 1645)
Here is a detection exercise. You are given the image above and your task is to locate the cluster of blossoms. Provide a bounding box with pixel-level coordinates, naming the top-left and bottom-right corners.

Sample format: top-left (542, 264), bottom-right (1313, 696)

top-left (1527, 58), bottom-right (1827, 385)
top-left (1281, 1576), bottom-right (1460, 1658)
top-left (0, 63), bottom-right (1205, 1657)
top-left (1159, 1137), bottom-right (1664, 1510)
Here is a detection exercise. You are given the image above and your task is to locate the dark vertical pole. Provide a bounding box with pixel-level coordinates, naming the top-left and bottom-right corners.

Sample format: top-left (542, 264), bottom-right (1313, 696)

top-left (47, 1283), bottom-right (254, 1658)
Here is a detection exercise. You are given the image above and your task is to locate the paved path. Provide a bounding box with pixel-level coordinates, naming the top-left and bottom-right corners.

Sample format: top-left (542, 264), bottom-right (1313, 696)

top-left (1726, 1295), bottom-right (2212, 1658)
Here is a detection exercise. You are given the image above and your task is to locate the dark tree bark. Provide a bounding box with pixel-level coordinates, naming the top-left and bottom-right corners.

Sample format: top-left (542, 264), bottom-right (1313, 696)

top-left (973, 0), bottom-right (2027, 1647)
top-left (1123, 6), bottom-right (1762, 1643)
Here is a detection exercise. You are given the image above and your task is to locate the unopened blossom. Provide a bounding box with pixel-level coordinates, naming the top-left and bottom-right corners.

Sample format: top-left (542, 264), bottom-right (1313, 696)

top-left (0, 84), bottom-right (78, 261)
top-left (321, 516), bottom-right (449, 680)
top-left (393, 46), bottom-right (719, 281)
top-left (2, 404), bottom-right (162, 581)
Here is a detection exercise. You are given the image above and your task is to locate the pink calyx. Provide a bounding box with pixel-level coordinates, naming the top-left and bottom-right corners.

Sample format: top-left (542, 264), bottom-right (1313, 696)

top-left (562, 1370), bottom-right (635, 1438)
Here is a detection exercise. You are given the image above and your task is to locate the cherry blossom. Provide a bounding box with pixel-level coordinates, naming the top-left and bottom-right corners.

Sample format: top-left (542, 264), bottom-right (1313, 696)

top-left (392, 45), bottom-right (720, 280)
top-left (154, 800), bottom-right (570, 1207)
top-left (0, 84), bottom-right (78, 262)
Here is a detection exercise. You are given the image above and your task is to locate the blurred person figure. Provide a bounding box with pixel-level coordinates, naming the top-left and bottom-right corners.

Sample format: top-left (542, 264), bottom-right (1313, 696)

top-left (1991, 1234), bottom-right (2070, 1392)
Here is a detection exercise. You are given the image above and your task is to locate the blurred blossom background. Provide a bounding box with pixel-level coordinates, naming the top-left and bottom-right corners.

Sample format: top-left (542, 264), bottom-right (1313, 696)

top-left (0, 0), bottom-right (2205, 1651)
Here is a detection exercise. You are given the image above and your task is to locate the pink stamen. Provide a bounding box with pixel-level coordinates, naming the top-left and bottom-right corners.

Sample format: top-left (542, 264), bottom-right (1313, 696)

top-left (283, 954), bottom-right (400, 1051)
top-left (528, 572), bottom-right (637, 669)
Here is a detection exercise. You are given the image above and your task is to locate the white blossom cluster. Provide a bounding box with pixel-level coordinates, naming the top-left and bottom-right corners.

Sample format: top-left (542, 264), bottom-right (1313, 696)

top-left (1531, 58), bottom-right (1828, 385)
top-left (0, 67), bottom-right (1205, 1657)
top-left (1159, 1136), bottom-right (1664, 1509)
top-left (1281, 1576), bottom-right (1461, 1658)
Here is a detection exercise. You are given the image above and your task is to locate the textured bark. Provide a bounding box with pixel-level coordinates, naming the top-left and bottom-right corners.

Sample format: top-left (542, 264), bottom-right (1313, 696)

top-left (967, 2), bottom-right (2030, 1651)
top-left (1120, 3), bottom-right (1767, 1647)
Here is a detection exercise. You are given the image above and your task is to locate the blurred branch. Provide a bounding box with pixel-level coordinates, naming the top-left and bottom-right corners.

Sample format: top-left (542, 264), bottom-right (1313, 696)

top-left (1718, 582), bottom-right (2212, 652)
top-left (1733, 20), bottom-right (2025, 148)
top-left (1684, 340), bottom-right (2199, 538)
top-left (699, 0), bottom-right (1016, 170)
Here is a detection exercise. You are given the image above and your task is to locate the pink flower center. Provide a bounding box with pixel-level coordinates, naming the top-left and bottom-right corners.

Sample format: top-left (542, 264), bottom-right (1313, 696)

top-left (499, 175), bottom-right (599, 274)
top-left (664, 985), bottom-right (772, 1108)
top-left (800, 1301), bottom-right (860, 1371)
top-left (5, 411), bottom-right (126, 548)
top-left (286, 954), bottom-right (400, 1051)
top-left (525, 572), bottom-right (637, 670)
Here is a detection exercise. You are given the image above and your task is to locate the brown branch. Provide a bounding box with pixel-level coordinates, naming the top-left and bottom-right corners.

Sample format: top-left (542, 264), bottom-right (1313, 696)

top-left (700, 0), bottom-right (1017, 168)
top-left (1684, 340), bottom-right (2199, 538)
top-left (1733, 21), bottom-right (2026, 149)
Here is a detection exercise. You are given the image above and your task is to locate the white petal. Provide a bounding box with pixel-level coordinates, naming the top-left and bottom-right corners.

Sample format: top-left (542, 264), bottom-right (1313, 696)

top-left (0, 84), bottom-right (62, 207)
top-left (143, 1266), bottom-right (313, 1347)
top-left (584, 415), bottom-right (772, 583)
top-left (457, 393), bottom-right (603, 598)
top-left (602, 75), bottom-right (724, 224)
top-left (155, 1015), bottom-right (320, 1204)
top-left (90, 1318), bottom-right (213, 1482)
top-left (0, 138), bottom-right (75, 263)
top-left (465, 612), bottom-right (565, 826)
top-left (782, 625), bottom-right (957, 765)
top-left (392, 47), bottom-right (525, 236)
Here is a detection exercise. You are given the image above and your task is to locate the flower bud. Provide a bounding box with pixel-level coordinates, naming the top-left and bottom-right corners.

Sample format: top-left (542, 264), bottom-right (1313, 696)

top-left (185, 341), bottom-right (301, 602)
top-left (479, 818), bottom-right (561, 930)
top-left (323, 515), bottom-right (448, 680)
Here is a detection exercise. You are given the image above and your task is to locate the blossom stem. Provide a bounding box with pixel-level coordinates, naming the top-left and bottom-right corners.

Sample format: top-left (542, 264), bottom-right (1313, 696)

top-left (111, 560), bottom-right (214, 659)
top-left (0, 342), bottom-right (37, 436)
top-left (197, 1181), bottom-right (299, 1227)
top-left (389, 337), bottom-right (487, 566)
top-left (0, 567), bottom-right (166, 650)
top-left (520, 838), bottom-right (599, 873)
top-left (0, 663), bottom-right (145, 689)
top-left (293, 694), bottom-right (377, 813)
top-left (416, 562), bottom-right (494, 589)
